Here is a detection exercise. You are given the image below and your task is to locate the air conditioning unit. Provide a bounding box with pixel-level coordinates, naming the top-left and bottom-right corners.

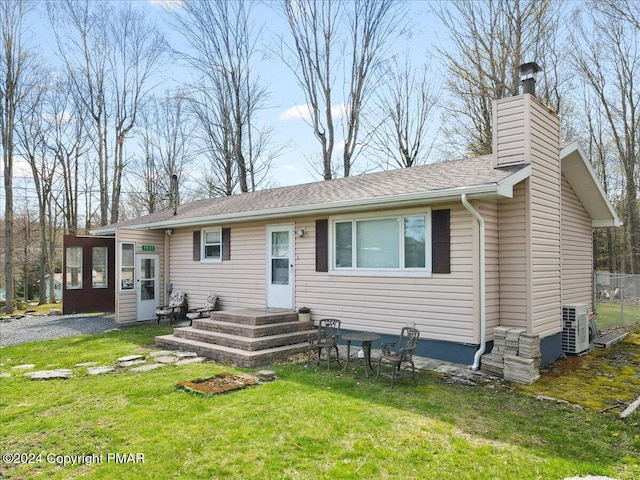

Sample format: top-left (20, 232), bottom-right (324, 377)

top-left (562, 304), bottom-right (590, 354)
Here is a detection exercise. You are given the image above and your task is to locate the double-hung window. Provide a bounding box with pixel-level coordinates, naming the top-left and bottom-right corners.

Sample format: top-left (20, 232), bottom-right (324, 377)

top-left (120, 243), bottom-right (135, 291)
top-left (332, 210), bottom-right (430, 274)
top-left (201, 227), bottom-right (222, 262)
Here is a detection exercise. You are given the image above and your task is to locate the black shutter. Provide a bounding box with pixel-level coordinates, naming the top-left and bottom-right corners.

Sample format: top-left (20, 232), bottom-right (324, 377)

top-left (432, 209), bottom-right (450, 274)
top-left (315, 219), bottom-right (329, 272)
top-left (193, 231), bottom-right (201, 261)
top-left (222, 228), bottom-right (231, 261)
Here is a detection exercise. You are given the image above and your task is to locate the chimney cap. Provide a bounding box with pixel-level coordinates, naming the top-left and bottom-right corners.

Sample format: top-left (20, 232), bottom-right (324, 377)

top-left (520, 62), bottom-right (543, 79)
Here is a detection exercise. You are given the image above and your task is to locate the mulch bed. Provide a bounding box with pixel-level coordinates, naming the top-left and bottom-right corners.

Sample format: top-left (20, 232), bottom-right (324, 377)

top-left (177, 372), bottom-right (258, 396)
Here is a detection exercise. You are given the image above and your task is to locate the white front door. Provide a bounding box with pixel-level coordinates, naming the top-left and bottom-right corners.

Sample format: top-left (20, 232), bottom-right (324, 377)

top-left (266, 224), bottom-right (295, 309)
top-left (136, 254), bottom-right (159, 321)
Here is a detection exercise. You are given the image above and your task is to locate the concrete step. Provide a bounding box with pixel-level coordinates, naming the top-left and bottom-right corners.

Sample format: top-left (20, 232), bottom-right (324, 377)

top-left (173, 327), bottom-right (315, 352)
top-left (192, 318), bottom-right (313, 338)
top-left (209, 308), bottom-right (299, 326)
top-left (155, 335), bottom-right (309, 368)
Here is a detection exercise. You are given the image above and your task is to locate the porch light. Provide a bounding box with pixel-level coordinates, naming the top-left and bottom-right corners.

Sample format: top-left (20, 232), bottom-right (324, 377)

top-left (520, 62), bottom-right (542, 97)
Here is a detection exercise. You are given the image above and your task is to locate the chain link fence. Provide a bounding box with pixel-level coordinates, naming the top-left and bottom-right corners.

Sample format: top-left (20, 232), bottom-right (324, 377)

top-left (594, 271), bottom-right (640, 329)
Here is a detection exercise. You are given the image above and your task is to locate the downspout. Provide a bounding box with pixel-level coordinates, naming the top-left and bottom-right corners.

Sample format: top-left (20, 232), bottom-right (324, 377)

top-left (461, 194), bottom-right (486, 371)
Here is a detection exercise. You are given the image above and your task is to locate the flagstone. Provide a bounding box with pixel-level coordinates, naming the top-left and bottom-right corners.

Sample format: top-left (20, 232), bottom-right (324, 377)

top-left (153, 356), bottom-right (177, 364)
top-left (87, 366), bottom-right (115, 375)
top-left (173, 351), bottom-right (198, 358)
top-left (120, 359), bottom-right (146, 367)
top-left (25, 369), bottom-right (73, 380)
top-left (117, 354), bottom-right (144, 362)
top-left (0, 373), bottom-right (11, 378)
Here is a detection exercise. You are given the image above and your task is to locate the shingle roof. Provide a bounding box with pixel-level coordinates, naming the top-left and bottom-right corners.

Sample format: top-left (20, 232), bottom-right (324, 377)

top-left (102, 155), bottom-right (527, 232)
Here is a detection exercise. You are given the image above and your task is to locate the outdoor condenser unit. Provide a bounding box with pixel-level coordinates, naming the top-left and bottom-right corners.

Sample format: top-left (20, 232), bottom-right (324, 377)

top-left (561, 304), bottom-right (590, 354)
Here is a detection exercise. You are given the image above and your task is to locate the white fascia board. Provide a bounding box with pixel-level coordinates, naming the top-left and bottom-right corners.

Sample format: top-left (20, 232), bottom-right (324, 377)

top-left (129, 183), bottom-right (510, 231)
top-left (560, 142), bottom-right (622, 227)
top-left (496, 165), bottom-right (531, 198)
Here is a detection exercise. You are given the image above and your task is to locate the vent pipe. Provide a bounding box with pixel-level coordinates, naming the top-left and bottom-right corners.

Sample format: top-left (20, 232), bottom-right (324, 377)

top-left (520, 62), bottom-right (542, 97)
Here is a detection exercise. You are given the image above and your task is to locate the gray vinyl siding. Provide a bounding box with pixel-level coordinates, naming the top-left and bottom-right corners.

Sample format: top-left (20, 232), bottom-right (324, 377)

top-left (115, 228), bottom-right (165, 323)
top-left (561, 175), bottom-right (593, 308)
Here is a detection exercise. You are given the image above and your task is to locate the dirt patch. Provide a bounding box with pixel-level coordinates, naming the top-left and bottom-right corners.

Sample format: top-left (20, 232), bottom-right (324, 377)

top-left (177, 372), bottom-right (258, 396)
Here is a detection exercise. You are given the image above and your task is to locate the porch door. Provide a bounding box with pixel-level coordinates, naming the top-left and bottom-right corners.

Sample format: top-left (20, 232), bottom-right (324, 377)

top-left (266, 225), bottom-right (295, 309)
top-left (136, 254), bottom-right (159, 321)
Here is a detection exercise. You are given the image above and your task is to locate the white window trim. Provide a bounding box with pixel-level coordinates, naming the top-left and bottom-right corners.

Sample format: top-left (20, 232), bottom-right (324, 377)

top-left (329, 208), bottom-right (432, 277)
top-left (119, 242), bottom-right (135, 293)
top-left (201, 227), bottom-right (223, 263)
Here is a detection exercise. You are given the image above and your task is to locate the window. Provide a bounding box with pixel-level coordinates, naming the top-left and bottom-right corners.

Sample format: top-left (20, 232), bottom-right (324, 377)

top-left (120, 243), bottom-right (135, 291)
top-left (92, 247), bottom-right (108, 288)
top-left (201, 227), bottom-right (222, 262)
top-left (332, 210), bottom-right (430, 274)
top-left (66, 246), bottom-right (83, 289)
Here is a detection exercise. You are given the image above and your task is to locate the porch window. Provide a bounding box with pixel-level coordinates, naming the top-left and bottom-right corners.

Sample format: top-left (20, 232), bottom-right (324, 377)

top-left (201, 227), bottom-right (222, 262)
top-left (92, 247), bottom-right (108, 288)
top-left (120, 243), bottom-right (135, 291)
top-left (66, 246), bottom-right (83, 289)
top-left (332, 210), bottom-right (430, 274)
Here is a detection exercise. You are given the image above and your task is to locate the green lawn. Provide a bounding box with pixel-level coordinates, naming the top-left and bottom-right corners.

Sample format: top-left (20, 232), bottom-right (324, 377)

top-left (596, 301), bottom-right (640, 329)
top-left (1, 325), bottom-right (638, 479)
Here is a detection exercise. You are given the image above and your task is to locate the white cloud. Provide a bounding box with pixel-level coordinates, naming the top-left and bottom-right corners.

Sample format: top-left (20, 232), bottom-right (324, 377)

top-left (279, 104), bottom-right (312, 122)
top-left (279, 103), bottom-right (347, 122)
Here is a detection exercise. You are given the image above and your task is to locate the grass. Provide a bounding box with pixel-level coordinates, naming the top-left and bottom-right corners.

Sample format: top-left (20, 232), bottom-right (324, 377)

top-left (1, 325), bottom-right (639, 480)
top-left (596, 301), bottom-right (640, 329)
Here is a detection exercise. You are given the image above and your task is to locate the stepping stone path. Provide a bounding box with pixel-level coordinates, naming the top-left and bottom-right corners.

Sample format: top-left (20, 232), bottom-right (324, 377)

top-left (120, 359), bottom-right (146, 367)
top-left (117, 354), bottom-right (144, 362)
top-left (0, 350), bottom-right (206, 380)
top-left (24, 369), bottom-right (73, 380)
top-left (87, 366), bottom-right (115, 375)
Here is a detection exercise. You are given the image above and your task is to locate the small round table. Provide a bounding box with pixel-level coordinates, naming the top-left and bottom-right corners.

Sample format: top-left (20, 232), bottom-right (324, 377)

top-left (342, 332), bottom-right (381, 378)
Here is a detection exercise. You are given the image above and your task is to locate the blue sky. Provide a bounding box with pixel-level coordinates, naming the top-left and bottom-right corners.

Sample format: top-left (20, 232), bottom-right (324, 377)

top-left (17, 0), bottom-right (447, 190)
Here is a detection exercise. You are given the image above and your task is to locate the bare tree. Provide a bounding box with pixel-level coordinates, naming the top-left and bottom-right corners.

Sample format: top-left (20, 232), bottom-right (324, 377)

top-left (49, 0), bottom-right (166, 227)
top-left (128, 91), bottom-right (192, 216)
top-left (46, 75), bottom-right (88, 234)
top-left (171, 0), bottom-right (273, 195)
top-left (280, 0), bottom-right (405, 179)
top-left (0, 0), bottom-right (38, 313)
top-left (15, 70), bottom-right (55, 304)
top-left (434, 0), bottom-right (566, 156)
top-left (369, 54), bottom-right (441, 169)
top-left (571, 4), bottom-right (640, 273)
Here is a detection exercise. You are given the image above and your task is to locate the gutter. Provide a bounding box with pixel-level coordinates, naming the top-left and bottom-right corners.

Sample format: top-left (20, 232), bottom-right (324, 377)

top-left (461, 193), bottom-right (486, 371)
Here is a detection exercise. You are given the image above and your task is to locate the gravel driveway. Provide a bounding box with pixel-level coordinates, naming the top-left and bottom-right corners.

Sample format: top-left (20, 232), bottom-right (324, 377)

top-left (0, 313), bottom-right (129, 347)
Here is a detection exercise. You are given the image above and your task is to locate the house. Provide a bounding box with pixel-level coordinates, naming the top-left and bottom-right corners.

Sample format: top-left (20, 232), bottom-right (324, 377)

top-left (41, 274), bottom-right (63, 302)
top-left (67, 84), bottom-right (620, 368)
